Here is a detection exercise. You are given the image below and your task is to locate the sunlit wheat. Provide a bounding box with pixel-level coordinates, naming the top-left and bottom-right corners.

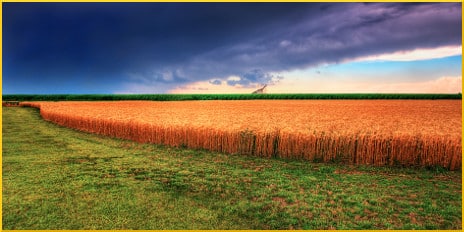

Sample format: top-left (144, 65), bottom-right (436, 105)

top-left (19, 100), bottom-right (461, 170)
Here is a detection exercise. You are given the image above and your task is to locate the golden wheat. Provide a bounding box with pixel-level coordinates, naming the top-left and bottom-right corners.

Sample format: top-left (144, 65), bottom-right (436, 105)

top-left (19, 100), bottom-right (462, 170)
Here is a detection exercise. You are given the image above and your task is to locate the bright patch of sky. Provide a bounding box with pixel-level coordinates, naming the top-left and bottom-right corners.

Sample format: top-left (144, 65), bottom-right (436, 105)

top-left (170, 50), bottom-right (462, 94)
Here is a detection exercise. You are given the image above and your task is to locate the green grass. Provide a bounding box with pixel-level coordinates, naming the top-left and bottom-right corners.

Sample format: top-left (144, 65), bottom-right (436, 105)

top-left (2, 106), bottom-right (462, 229)
top-left (3, 93), bottom-right (462, 101)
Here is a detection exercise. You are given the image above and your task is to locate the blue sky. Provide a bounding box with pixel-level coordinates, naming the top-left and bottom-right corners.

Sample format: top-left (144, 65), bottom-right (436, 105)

top-left (2, 2), bottom-right (462, 94)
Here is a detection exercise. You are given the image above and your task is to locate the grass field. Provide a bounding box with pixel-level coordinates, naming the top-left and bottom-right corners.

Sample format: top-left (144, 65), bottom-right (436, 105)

top-left (2, 106), bottom-right (462, 229)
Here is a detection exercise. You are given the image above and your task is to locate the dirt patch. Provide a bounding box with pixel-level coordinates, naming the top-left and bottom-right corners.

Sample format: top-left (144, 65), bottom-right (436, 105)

top-left (272, 197), bottom-right (288, 207)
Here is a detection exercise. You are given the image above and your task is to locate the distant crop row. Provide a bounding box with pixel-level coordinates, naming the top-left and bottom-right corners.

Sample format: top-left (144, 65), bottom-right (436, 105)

top-left (18, 100), bottom-right (461, 170)
top-left (3, 93), bottom-right (462, 101)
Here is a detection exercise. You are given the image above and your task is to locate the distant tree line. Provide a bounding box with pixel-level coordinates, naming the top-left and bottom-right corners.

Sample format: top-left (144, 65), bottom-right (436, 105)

top-left (2, 93), bottom-right (462, 101)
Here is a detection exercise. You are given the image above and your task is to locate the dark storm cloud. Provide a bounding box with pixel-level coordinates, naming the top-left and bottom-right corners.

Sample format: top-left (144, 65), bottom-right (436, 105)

top-left (181, 2), bottom-right (461, 82)
top-left (2, 2), bottom-right (461, 93)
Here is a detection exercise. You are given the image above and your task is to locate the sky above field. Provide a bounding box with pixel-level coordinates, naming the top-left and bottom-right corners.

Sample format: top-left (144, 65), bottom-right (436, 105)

top-left (3, 2), bottom-right (462, 94)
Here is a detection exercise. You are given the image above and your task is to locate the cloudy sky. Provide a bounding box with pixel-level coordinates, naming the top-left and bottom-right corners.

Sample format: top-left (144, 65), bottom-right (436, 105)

top-left (3, 2), bottom-right (462, 94)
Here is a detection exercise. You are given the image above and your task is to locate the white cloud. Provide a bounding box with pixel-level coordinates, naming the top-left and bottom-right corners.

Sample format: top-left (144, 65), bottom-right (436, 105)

top-left (353, 45), bottom-right (462, 62)
top-left (279, 40), bottom-right (292, 47)
top-left (227, 76), bottom-right (241, 81)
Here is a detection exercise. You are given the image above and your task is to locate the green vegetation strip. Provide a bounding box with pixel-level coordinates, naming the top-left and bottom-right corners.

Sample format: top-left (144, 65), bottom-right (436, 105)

top-left (2, 107), bottom-right (462, 230)
top-left (3, 93), bottom-right (462, 101)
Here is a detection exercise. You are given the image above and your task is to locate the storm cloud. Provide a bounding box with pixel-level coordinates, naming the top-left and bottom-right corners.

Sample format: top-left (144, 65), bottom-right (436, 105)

top-left (176, 3), bottom-right (461, 82)
top-left (3, 2), bottom-right (461, 93)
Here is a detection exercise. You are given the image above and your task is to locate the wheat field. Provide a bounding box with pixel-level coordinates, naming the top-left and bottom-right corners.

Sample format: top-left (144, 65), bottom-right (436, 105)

top-left (19, 100), bottom-right (461, 170)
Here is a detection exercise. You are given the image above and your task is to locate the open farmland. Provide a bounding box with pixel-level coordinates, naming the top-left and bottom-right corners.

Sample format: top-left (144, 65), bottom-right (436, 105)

top-left (20, 100), bottom-right (461, 170)
top-left (2, 106), bottom-right (462, 229)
